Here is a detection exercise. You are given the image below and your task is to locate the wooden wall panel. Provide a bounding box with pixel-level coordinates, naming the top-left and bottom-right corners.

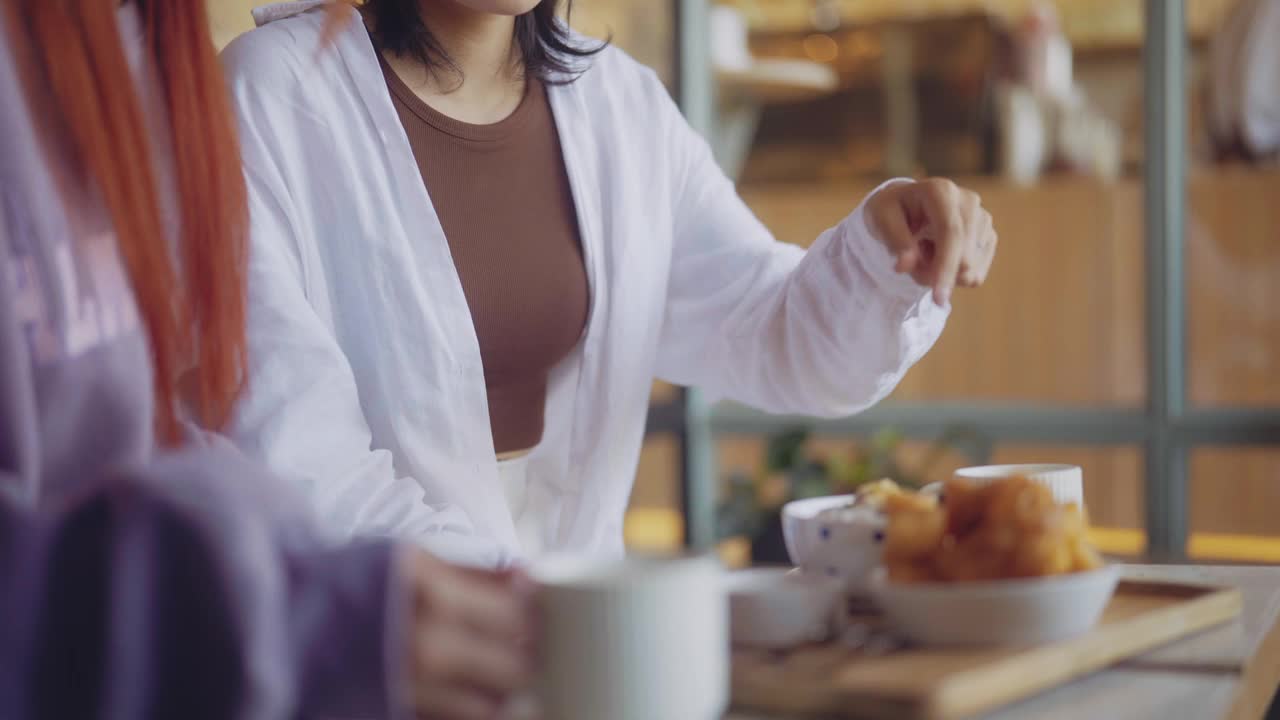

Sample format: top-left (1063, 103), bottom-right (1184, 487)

top-left (1187, 169), bottom-right (1280, 407)
top-left (1191, 448), bottom-right (1280, 537)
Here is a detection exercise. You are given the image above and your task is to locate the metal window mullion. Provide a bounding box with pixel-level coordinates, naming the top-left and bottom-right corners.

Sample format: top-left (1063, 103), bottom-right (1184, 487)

top-left (711, 403), bottom-right (1151, 445)
top-left (1176, 409), bottom-right (1280, 445)
top-left (710, 404), bottom-right (1280, 445)
top-left (681, 390), bottom-right (718, 552)
top-left (676, 0), bottom-right (714, 137)
top-left (673, 0), bottom-right (718, 552)
top-left (1143, 0), bottom-right (1189, 562)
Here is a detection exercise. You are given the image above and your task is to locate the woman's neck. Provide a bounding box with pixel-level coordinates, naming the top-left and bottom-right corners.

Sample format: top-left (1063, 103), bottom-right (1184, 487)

top-left (382, 0), bottom-right (525, 125)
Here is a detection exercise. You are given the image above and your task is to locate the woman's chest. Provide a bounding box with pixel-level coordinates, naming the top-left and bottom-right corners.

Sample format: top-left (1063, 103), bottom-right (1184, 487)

top-left (314, 114), bottom-right (674, 344)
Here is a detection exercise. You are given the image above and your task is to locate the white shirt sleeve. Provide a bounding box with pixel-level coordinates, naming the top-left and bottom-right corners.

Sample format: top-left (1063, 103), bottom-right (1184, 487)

top-left (652, 73), bottom-right (948, 417)
top-left (223, 51), bottom-right (507, 569)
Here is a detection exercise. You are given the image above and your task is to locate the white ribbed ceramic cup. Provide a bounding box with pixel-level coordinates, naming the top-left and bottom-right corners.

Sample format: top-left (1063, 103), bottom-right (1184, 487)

top-left (953, 464), bottom-right (1085, 508)
top-left (530, 554), bottom-right (728, 720)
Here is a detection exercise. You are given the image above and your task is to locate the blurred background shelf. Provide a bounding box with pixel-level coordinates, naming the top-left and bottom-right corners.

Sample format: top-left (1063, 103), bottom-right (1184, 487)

top-left (717, 58), bottom-right (839, 101)
top-left (725, 0), bottom-right (1236, 49)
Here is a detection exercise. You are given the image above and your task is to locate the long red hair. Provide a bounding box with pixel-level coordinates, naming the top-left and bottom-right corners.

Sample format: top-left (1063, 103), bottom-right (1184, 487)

top-left (7, 0), bottom-right (248, 445)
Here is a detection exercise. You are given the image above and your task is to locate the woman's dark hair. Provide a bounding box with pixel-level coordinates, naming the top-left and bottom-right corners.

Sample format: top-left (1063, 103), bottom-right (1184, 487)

top-left (362, 0), bottom-right (607, 84)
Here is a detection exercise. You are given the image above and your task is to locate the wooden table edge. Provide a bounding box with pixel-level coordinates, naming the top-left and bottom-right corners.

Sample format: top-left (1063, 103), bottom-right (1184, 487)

top-left (1226, 604), bottom-right (1280, 720)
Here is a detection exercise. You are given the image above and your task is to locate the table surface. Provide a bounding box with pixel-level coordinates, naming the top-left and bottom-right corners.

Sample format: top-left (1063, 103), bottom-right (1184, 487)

top-left (727, 564), bottom-right (1280, 720)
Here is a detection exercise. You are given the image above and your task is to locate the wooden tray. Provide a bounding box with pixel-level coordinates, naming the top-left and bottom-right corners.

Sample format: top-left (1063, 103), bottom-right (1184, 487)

top-left (732, 579), bottom-right (1243, 720)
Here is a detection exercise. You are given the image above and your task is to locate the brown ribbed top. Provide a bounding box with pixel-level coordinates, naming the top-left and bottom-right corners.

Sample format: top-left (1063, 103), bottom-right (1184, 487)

top-left (381, 58), bottom-right (588, 454)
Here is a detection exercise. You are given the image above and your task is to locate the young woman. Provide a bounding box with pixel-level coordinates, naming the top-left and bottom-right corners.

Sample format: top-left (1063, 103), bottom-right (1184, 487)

top-left (221, 0), bottom-right (998, 567)
top-left (0, 2), bottom-right (530, 718)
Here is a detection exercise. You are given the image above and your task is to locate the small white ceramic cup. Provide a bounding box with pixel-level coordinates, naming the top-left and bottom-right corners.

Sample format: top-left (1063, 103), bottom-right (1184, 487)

top-left (953, 464), bottom-right (1085, 508)
top-left (530, 554), bottom-right (728, 720)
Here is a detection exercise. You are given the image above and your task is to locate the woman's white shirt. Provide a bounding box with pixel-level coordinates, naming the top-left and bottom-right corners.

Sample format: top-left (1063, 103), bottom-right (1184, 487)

top-left (219, 1), bottom-right (948, 568)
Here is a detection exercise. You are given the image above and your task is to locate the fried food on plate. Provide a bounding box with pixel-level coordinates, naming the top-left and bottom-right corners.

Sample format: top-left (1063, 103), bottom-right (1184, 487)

top-left (854, 479), bottom-right (906, 510)
top-left (882, 476), bottom-right (1104, 584)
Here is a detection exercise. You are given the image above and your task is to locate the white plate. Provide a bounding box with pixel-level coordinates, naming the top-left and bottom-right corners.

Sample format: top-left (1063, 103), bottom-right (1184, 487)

top-left (726, 568), bottom-right (844, 649)
top-left (873, 565), bottom-right (1120, 646)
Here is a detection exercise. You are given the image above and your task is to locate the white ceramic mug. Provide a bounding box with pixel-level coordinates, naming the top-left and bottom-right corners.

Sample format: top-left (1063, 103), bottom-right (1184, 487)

top-left (530, 554), bottom-right (729, 720)
top-left (953, 464), bottom-right (1085, 508)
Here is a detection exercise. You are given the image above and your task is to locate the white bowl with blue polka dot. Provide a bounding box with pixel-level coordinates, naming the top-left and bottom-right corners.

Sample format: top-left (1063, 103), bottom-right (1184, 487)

top-left (782, 495), bottom-right (887, 592)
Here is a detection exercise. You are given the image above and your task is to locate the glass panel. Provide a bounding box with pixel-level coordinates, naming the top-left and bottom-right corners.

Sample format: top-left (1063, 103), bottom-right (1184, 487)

top-left (572, 0), bottom-right (674, 86)
top-left (721, 1), bottom-right (1160, 406)
top-left (208, 0), bottom-right (257, 49)
top-left (625, 435), bottom-right (684, 552)
top-left (716, 434), bottom-right (1145, 563)
top-left (1186, 0), bottom-right (1280, 407)
top-left (650, 381), bottom-right (680, 405)
top-left (738, 1), bottom-right (1231, 47)
top-left (1187, 172), bottom-right (1280, 407)
top-left (742, 182), bottom-right (1146, 406)
top-left (1189, 447), bottom-right (1280, 563)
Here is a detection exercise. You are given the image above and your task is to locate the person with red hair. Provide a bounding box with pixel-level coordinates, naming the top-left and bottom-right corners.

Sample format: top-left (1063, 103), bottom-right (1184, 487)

top-left (0, 2), bottom-right (532, 718)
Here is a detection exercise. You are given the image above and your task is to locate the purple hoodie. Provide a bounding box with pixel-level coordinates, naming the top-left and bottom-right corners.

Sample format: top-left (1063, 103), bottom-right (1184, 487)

top-left (0, 8), bottom-right (406, 719)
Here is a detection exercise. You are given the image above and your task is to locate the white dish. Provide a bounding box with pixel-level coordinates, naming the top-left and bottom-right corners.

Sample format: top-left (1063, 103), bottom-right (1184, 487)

top-left (781, 495), bottom-right (886, 591)
top-left (954, 464), bottom-right (1085, 508)
top-left (726, 568), bottom-right (844, 649)
top-left (873, 564), bottom-right (1120, 647)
